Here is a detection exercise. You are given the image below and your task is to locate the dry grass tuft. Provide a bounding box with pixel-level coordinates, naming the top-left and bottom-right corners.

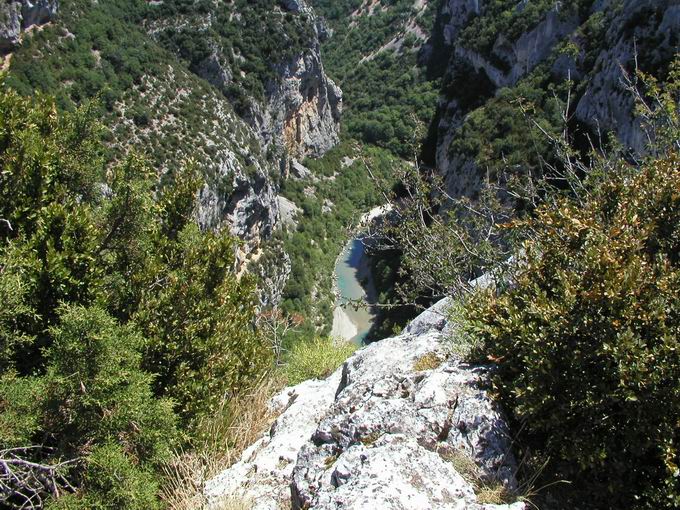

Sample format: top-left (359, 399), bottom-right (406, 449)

top-left (212, 496), bottom-right (254, 510)
top-left (413, 352), bottom-right (443, 371)
top-left (161, 451), bottom-right (210, 510)
top-left (283, 337), bottom-right (357, 386)
top-left (440, 448), bottom-right (515, 506)
top-left (161, 375), bottom-right (284, 510)
top-left (195, 374), bottom-right (284, 471)
top-left (476, 484), bottom-right (513, 505)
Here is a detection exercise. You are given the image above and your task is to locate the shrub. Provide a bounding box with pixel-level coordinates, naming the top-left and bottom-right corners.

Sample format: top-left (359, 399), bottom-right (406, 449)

top-left (44, 305), bottom-right (177, 464)
top-left (283, 337), bottom-right (357, 386)
top-left (467, 153), bottom-right (680, 508)
top-left (49, 443), bottom-right (163, 510)
top-left (0, 83), bottom-right (270, 507)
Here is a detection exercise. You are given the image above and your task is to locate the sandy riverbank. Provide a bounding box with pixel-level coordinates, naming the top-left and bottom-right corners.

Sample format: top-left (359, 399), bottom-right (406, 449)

top-left (330, 306), bottom-right (358, 341)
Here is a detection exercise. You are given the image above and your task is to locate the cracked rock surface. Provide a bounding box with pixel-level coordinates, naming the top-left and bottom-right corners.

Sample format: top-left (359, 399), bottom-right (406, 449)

top-left (206, 299), bottom-right (524, 510)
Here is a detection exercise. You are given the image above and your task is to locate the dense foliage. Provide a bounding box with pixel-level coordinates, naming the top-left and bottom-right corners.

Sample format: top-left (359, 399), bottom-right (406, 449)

top-left (311, 0), bottom-right (439, 157)
top-left (452, 60), bottom-right (680, 508)
top-left (468, 151), bottom-right (680, 509)
top-left (0, 87), bottom-right (270, 507)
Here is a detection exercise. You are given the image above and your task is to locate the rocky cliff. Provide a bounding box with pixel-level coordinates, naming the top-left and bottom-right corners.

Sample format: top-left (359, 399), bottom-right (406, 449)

top-left (147, 0), bottom-right (341, 165)
top-left (425, 0), bottom-right (679, 201)
top-left (0, 0), bottom-right (58, 52)
top-left (141, 0), bottom-right (342, 266)
top-left (206, 299), bottom-right (525, 510)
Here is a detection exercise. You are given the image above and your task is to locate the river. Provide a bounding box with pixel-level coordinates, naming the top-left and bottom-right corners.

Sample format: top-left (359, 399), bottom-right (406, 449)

top-left (330, 205), bottom-right (392, 344)
top-left (330, 238), bottom-right (377, 344)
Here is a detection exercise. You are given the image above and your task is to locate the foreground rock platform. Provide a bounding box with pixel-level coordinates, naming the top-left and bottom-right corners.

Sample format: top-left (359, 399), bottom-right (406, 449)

top-left (206, 299), bottom-right (525, 510)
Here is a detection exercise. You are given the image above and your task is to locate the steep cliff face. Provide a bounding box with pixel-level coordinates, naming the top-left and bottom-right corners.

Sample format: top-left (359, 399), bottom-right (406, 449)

top-left (426, 0), bottom-right (679, 201)
top-left (148, 0), bottom-right (342, 164)
top-left (255, 0), bottom-right (342, 160)
top-left (264, 47), bottom-right (342, 160)
top-left (206, 299), bottom-right (524, 510)
top-left (137, 0), bottom-right (343, 267)
top-left (0, 0), bottom-right (58, 52)
top-left (574, 0), bottom-right (680, 154)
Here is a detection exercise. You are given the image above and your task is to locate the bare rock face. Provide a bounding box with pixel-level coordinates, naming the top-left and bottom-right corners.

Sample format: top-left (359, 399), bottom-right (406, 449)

top-left (206, 300), bottom-right (524, 510)
top-left (206, 373), bottom-right (344, 510)
top-left (278, 53), bottom-right (342, 158)
top-left (281, 0), bottom-right (311, 15)
top-left (21, 0), bottom-right (58, 27)
top-left (0, 0), bottom-right (57, 52)
top-left (574, 0), bottom-right (680, 154)
top-left (251, 4), bottom-right (342, 160)
top-left (0, 2), bottom-right (22, 52)
top-left (196, 151), bottom-right (278, 244)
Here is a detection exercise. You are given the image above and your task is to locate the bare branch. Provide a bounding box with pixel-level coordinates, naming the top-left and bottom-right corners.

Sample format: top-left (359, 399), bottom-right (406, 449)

top-left (0, 447), bottom-right (78, 509)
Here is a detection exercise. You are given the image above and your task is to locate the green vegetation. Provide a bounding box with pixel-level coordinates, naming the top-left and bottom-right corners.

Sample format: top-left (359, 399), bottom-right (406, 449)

top-left (432, 60), bottom-right (679, 509)
top-left (342, 52), bottom-right (440, 157)
top-left (469, 149), bottom-right (680, 509)
top-left (150, 0), bottom-right (316, 104)
top-left (312, 0), bottom-right (440, 157)
top-left (0, 87), bottom-right (270, 507)
top-left (273, 141), bottom-right (404, 331)
top-left (283, 337), bottom-right (357, 386)
top-left (458, 0), bottom-right (596, 63)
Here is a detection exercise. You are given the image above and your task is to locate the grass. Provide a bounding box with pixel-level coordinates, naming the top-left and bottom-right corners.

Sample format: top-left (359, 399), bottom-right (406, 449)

top-left (283, 337), bottom-right (357, 386)
top-left (440, 448), bottom-right (516, 506)
top-left (445, 299), bottom-right (483, 361)
top-left (161, 376), bottom-right (284, 509)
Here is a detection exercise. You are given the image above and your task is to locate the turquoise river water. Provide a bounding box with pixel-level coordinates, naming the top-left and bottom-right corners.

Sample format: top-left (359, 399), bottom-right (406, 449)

top-left (333, 238), bottom-right (377, 344)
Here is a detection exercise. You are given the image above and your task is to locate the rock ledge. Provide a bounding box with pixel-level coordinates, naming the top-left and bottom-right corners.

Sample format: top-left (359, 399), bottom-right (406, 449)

top-left (206, 299), bottom-right (524, 510)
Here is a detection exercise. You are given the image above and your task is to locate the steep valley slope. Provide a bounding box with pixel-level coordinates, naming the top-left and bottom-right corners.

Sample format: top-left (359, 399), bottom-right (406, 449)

top-left (1, 2), bottom-right (678, 506)
top-left (1, 0), bottom-right (341, 281)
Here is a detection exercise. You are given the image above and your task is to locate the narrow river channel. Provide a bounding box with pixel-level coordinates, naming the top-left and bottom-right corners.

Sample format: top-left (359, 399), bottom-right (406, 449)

top-left (331, 237), bottom-right (378, 345)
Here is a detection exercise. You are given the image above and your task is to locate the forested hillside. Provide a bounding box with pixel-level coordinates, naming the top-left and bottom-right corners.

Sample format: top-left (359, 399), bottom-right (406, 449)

top-left (312, 0), bottom-right (440, 156)
top-left (0, 0), bottom-right (678, 508)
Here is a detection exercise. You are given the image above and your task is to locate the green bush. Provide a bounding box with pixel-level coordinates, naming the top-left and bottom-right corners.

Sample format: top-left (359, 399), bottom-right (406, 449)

top-left (468, 153), bottom-right (680, 508)
top-left (48, 443), bottom-right (163, 510)
top-left (0, 83), bottom-right (271, 507)
top-left (44, 305), bottom-right (177, 464)
top-left (283, 337), bottom-right (357, 386)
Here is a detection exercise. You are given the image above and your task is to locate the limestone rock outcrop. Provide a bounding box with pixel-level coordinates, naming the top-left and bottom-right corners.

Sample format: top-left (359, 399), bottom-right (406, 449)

top-left (0, 0), bottom-right (57, 52)
top-left (196, 150), bottom-right (278, 246)
top-left (206, 299), bottom-right (524, 510)
top-left (573, 0), bottom-right (680, 154)
top-left (249, 0), bottom-right (342, 159)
